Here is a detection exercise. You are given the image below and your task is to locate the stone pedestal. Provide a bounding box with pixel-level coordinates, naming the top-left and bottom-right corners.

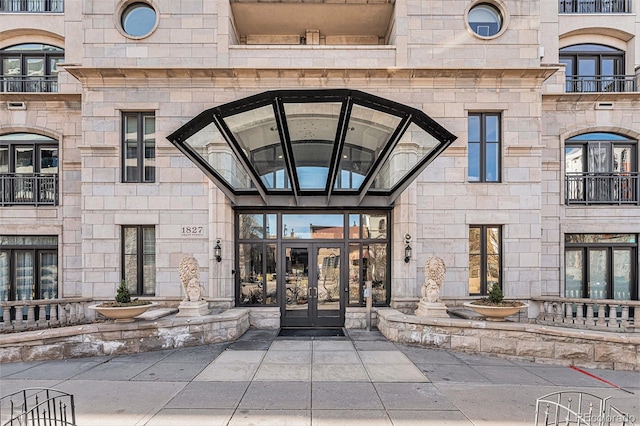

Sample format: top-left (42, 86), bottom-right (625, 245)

top-left (414, 300), bottom-right (449, 318)
top-left (176, 301), bottom-right (210, 317)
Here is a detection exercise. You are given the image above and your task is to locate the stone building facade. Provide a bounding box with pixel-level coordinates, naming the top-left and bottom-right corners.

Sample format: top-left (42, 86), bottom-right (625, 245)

top-left (1, 0), bottom-right (638, 329)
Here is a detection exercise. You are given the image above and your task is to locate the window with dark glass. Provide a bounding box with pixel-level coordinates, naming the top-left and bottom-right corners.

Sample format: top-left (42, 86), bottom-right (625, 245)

top-left (467, 3), bottom-right (503, 37)
top-left (468, 113), bottom-right (501, 182)
top-left (121, 2), bottom-right (157, 37)
top-left (122, 226), bottom-right (155, 296)
top-left (565, 132), bottom-right (637, 205)
top-left (0, 44), bottom-right (63, 93)
top-left (560, 44), bottom-right (632, 93)
top-left (0, 236), bottom-right (58, 319)
top-left (122, 112), bottom-right (155, 183)
top-left (0, 133), bottom-right (59, 206)
top-left (469, 226), bottom-right (501, 295)
top-left (565, 234), bottom-right (637, 300)
top-left (236, 211), bottom-right (390, 306)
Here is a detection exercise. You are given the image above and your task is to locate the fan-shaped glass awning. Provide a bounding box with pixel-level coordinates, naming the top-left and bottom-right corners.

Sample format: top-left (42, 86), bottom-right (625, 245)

top-left (167, 89), bottom-right (456, 207)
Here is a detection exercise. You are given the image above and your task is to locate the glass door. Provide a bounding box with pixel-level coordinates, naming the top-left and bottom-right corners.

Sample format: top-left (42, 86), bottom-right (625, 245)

top-left (282, 244), bottom-right (344, 327)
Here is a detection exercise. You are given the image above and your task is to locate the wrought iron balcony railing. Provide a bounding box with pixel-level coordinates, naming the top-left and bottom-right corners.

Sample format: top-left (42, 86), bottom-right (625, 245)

top-left (559, 0), bottom-right (631, 13)
top-left (565, 75), bottom-right (636, 93)
top-left (0, 75), bottom-right (58, 93)
top-left (0, 0), bottom-right (63, 12)
top-left (566, 172), bottom-right (639, 205)
top-left (0, 173), bottom-right (58, 206)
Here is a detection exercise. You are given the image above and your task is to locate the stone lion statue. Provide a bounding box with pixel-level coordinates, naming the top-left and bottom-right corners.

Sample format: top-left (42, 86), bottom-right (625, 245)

top-left (179, 256), bottom-right (206, 302)
top-left (421, 257), bottom-right (446, 303)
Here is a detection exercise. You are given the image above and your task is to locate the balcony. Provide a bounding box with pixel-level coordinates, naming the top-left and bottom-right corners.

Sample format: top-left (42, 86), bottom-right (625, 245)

top-left (564, 75), bottom-right (636, 93)
top-left (0, 75), bottom-right (58, 93)
top-left (0, 173), bottom-right (58, 206)
top-left (559, 0), bottom-right (631, 13)
top-left (565, 172), bottom-right (639, 205)
top-left (0, 0), bottom-right (63, 12)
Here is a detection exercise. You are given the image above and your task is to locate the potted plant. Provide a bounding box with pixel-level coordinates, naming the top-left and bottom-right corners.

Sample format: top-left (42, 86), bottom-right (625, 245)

top-left (89, 281), bottom-right (156, 323)
top-left (463, 284), bottom-right (528, 321)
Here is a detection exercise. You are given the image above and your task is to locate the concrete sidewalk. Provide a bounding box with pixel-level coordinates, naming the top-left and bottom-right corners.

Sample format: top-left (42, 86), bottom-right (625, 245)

top-left (1, 329), bottom-right (638, 425)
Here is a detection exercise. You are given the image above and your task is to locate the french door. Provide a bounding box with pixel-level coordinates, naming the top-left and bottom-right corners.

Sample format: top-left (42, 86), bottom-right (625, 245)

top-left (281, 244), bottom-right (344, 327)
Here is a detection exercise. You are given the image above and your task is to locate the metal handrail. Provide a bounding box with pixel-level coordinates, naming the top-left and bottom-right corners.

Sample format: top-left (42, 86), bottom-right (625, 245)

top-left (0, 173), bottom-right (58, 206)
top-left (0, 0), bottom-right (63, 12)
top-left (564, 75), bottom-right (636, 93)
top-left (0, 388), bottom-right (76, 426)
top-left (0, 75), bottom-right (59, 93)
top-left (559, 0), bottom-right (632, 13)
top-left (565, 172), bottom-right (639, 205)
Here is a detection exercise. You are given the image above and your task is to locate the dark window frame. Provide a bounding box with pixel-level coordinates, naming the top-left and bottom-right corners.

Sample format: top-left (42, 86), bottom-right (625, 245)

top-left (0, 235), bottom-right (58, 303)
top-left (235, 210), bottom-right (391, 307)
top-left (121, 225), bottom-right (156, 296)
top-left (565, 234), bottom-right (638, 300)
top-left (468, 112), bottom-right (502, 183)
top-left (559, 44), bottom-right (628, 92)
top-left (469, 225), bottom-right (502, 296)
top-left (0, 44), bottom-right (64, 93)
top-left (121, 112), bottom-right (155, 183)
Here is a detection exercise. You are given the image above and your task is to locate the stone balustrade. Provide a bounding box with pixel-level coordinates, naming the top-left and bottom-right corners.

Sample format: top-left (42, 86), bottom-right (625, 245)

top-left (0, 298), bottom-right (92, 332)
top-left (532, 297), bottom-right (639, 331)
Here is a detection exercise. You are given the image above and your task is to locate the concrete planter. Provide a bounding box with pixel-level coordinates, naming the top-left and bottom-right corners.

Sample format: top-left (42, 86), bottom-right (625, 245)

top-left (463, 302), bottom-right (528, 321)
top-left (89, 302), bottom-right (157, 323)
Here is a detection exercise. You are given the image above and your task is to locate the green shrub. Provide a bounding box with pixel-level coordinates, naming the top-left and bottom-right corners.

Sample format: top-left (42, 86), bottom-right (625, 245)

top-left (487, 283), bottom-right (504, 304)
top-left (115, 281), bottom-right (131, 304)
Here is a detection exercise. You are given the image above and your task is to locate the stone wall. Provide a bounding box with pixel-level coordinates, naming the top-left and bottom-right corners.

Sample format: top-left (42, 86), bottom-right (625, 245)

top-left (0, 309), bottom-right (249, 363)
top-left (377, 308), bottom-right (640, 371)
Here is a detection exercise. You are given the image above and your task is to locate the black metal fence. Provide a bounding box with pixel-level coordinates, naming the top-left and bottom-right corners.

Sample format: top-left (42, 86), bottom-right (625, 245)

top-left (566, 172), bottom-right (639, 205)
top-left (564, 75), bottom-right (636, 93)
top-left (559, 0), bottom-right (632, 13)
top-left (0, 174), bottom-right (58, 206)
top-left (0, 388), bottom-right (76, 426)
top-left (0, 0), bottom-right (63, 12)
top-left (0, 75), bottom-right (58, 93)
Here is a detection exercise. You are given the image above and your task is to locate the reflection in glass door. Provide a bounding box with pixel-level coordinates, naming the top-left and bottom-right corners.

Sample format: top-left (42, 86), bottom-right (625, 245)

top-left (282, 245), bottom-right (343, 327)
top-left (588, 249), bottom-right (607, 299)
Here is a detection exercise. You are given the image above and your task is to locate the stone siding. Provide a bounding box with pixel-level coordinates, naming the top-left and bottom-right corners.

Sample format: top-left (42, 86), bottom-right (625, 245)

top-left (0, 309), bottom-right (250, 363)
top-left (377, 308), bottom-right (640, 371)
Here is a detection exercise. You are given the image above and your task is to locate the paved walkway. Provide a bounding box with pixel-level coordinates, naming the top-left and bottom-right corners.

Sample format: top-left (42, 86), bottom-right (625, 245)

top-left (1, 329), bottom-right (638, 425)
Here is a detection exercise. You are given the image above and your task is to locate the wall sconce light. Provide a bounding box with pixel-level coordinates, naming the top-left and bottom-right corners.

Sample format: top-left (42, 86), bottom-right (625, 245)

top-left (404, 234), bottom-right (412, 263)
top-left (214, 239), bottom-right (222, 263)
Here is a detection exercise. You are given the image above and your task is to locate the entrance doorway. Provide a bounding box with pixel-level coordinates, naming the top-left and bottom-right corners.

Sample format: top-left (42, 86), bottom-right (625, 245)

top-left (281, 244), bottom-right (344, 328)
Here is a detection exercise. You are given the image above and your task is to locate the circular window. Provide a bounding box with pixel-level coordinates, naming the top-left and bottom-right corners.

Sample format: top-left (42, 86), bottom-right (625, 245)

top-left (121, 2), bottom-right (157, 37)
top-left (468, 3), bottom-right (503, 38)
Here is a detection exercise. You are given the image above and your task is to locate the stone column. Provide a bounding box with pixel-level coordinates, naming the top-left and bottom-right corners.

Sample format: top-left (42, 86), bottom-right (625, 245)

top-left (390, 182), bottom-right (418, 313)
top-left (208, 181), bottom-right (234, 308)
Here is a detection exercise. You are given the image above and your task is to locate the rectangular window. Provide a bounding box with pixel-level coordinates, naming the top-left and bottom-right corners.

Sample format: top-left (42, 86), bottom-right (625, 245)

top-left (469, 226), bottom-right (501, 295)
top-left (122, 226), bottom-right (155, 296)
top-left (564, 234), bottom-right (637, 300)
top-left (122, 112), bottom-right (155, 183)
top-left (0, 235), bottom-right (58, 319)
top-left (468, 113), bottom-right (501, 182)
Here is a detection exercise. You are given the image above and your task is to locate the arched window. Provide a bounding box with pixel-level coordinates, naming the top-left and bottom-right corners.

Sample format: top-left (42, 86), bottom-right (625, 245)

top-left (0, 44), bottom-right (64, 93)
top-left (0, 133), bottom-right (59, 205)
top-left (559, 44), bottom-right (632, 92)
top-left (565, 132), bottom-right (637, 205)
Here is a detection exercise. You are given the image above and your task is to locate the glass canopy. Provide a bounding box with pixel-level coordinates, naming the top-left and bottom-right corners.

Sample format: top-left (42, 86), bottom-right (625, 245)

top-left (167, 89), bottom-right (456, 207)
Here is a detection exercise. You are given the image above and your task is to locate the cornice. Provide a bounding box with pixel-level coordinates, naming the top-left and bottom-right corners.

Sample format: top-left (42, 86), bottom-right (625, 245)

top-left (62, 67), bottom-right (558, 88)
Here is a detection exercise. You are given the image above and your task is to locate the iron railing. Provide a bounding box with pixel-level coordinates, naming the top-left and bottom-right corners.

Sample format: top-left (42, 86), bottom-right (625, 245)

top-left (0, 388), bottom-right (76, 426)
top-left (565, 172), bottom-right (639, 205)
top-left (533, 296), bottom-right (639, 331)
top-left (0, 298), bottom-right (91, 332)
top-left (0, 0), bottom-right (63, 12)
top-left (565, 75), bottom-right (636, 93)
top-left (0, 75), bottom-right (58, 93)
top-left (534, 391), bottom-right (631, 426)
top-left (0, 173), bottom-right (58, 206)
top-left (559, 0), bottom-right (632, 13)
